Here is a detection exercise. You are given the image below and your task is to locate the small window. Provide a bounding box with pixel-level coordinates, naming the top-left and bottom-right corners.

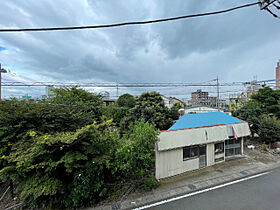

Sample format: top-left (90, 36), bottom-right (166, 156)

top-left (215, 142), bottom-right (224, 154)
top-left (183, 147), bottom-right (190, 160)
top-left (183, 146), bottom-right (198, 160)
top-left (190, 147), bottom-right (198, 157)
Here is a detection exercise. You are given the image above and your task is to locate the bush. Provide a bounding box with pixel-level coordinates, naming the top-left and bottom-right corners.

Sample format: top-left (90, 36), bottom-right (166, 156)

top-left (257, 114), bottom-right (280, 144)
top-left (114, 119), bottom-right (159, 180)
top-left (0, 119), bottom-right (159, 209)
top-left (0, 100), bottom-right (102, 170)
top-left (0, 121), bottom-right (118, 208)
top-left (262, 143), bottom-right (269, 151)
top-left (0, 88), bottom-right (160, 208)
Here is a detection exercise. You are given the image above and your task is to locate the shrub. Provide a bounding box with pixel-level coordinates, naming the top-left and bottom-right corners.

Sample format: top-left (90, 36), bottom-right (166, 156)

top-left (0, 119), bottom-right (159, 208)
top-left (0, 121), bottom-right (118, 208)
top-left (113, 119), bottom-right (159, 186)
top-left (257, 114), bottom-right (280, 144)
top-left (0, 100), bottom-right (102, 170)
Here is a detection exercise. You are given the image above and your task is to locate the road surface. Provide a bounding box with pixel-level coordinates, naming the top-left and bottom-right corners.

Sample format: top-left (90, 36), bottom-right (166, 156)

top-left (147, 168), bottom-right (280, 210)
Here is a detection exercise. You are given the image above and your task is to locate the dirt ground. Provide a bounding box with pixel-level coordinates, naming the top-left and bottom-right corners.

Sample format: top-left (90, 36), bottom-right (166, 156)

top-left (0, 182), bottom-right (21, 210)
top-left (244, 138), bottom-right (280, 163)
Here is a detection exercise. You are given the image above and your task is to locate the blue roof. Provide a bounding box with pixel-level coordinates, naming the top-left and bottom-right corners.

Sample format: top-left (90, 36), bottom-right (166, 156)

top-left (168, 112), bottom-right (242, 130)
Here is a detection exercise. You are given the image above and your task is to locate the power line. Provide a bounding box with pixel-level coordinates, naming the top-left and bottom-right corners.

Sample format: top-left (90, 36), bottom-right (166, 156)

top-left (1, 81), bottom-right (244, 87)
top-left (0, 2), bottom-right (259, 33)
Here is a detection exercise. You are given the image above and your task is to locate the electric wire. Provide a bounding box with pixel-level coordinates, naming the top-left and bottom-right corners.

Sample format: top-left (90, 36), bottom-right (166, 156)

top-left (0, 2), bottom-right (259, 33)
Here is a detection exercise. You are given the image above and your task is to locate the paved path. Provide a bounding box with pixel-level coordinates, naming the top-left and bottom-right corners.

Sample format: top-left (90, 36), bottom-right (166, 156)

top-left (149, 167), bottom-right (280, 210)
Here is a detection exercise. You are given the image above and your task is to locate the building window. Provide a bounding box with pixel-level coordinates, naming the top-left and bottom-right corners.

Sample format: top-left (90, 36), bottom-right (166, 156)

top-left (183, 146), bottom-right (198, 160)
top-left (225, 138), bottom-right (241, 157)
top-left (215, 142), bottom-right (224, 154)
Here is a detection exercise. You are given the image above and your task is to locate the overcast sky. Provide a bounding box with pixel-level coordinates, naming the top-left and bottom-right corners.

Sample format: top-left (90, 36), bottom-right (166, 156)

top-left (0, 0), bottom-right (279, 99)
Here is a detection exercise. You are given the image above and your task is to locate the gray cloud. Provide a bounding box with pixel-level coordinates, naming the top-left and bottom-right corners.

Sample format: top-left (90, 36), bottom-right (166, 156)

top-left (0, 0), bottom-right (279, 99)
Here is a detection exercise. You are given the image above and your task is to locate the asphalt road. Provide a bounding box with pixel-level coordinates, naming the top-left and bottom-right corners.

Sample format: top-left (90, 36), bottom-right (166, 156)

top-left (149, 168), bottom-right (280, 210)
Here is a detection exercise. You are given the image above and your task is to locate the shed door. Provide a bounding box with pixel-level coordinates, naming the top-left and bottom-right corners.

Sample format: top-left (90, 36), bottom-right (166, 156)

top-left (199, 145), bottom-right (206, 168)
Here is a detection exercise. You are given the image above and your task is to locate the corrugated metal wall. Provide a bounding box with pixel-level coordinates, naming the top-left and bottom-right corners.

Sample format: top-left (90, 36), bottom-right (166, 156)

top-left (232, 123), bottom-right (251, 137)
top-left (155, 148), bottom-right (199, 179)
top-left (156, 122), bottom-right (250, 179)
top-left (158, 125), bottom-right (228, 151)
top-left (207, 143), bottom-right (215, 166)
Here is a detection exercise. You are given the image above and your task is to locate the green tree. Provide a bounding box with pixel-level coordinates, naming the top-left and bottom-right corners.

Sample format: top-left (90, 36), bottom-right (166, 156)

top-left (102, 104), bottom-right (128, 126)
top-left (233, 101), bottom-right (262, 136)
top-left (121, 92), bottom-right (173, 130)
top-left (169, 104), bottom-right (180, 120)
top-left (48, 86), bottom-right (103, 107)
top-left (234, 87), bottom-right (280, 142)
top-left (257, 114), bottom-right (280, 144)
top-left (117, 93), bottom-right (136, 108)
top-left (251, 87), bottom-right (280, 118)
top-left (0, 88), bottom-right (103, 171)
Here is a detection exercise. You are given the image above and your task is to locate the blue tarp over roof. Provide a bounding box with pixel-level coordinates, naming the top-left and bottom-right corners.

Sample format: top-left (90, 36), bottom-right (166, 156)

top-left (168, 111), bottom-right (242, 130)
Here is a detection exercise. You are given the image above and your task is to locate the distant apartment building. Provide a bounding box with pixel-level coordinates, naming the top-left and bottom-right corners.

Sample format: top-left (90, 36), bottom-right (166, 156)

top-left (189, 89), bottom-right (217, 107)
top-left (276, 60), bottom-right (280, 90)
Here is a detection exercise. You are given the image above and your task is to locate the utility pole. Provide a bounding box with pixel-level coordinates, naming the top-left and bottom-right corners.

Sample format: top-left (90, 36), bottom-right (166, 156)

top-left (216, 75), bottom-right (220, 110)
top-left (0, 64), bottom-right (8, 101)
top-left (116, 84), bottom-right (119, 98)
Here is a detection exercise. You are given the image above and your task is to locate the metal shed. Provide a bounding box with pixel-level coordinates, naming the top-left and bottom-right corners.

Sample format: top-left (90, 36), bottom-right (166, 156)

top-left (155, 112), bottom-right (250, 179)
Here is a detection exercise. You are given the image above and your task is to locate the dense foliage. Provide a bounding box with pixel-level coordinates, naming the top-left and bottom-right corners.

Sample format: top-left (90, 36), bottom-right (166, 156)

top-left (234, 87), bottom-right (280, 143)
top-left (121, 92), bottom-right (176, 130)
top-left (0, 100), bottom-right (102, 170)
top-left (117, 93), bottom-right (136, 108)
top-left (48, 86), bottom-right (103, 107)
top-left (0, 119), bottom-right (159, 208)
top-left (0, 88), bottom-right (163, 209)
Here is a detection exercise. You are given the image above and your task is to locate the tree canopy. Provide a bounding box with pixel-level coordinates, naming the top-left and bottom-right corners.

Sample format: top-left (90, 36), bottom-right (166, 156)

top-left (117, 93), bottom-right (136, 108)
top-left (0, 88), bottom-right (160, 209)
top-left (234, 87), bottom-right (280, 143)
top-left (121, 91), bottom-right (174, 130)
top-left (48, 86), bottom-right (103, 107)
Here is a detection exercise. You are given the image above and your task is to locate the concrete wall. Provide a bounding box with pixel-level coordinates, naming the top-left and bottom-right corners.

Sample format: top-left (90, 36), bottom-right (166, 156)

top-left (155, 147), bottom-right (199, 179)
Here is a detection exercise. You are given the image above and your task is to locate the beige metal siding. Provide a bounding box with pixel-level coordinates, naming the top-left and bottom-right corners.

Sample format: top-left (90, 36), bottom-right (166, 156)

top-left (207, 143), bottom-right (215, 166)
top-left (241, 137), bottom-right (244, 155)
top-left (158, 129), bottom-right (205, 151)
top-left (155, 147), bottom-right (199, 179)
top-left (158, 125), bottom-right (228, 151)
top-left (205, 126), bottom-right (228, 142)
top-left (232, 123), bottom-right (251, 137)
